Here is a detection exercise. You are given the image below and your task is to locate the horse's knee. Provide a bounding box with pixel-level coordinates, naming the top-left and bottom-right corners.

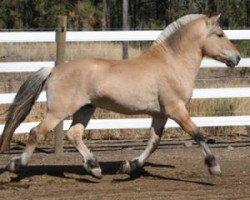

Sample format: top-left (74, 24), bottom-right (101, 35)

top-left (66, 124), bottom-right (84, 145)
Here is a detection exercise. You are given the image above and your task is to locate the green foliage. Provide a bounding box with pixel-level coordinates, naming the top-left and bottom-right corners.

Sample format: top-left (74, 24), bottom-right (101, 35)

top-left (0, 0), bottom-right (249, 30)
top-left (69, 0), bottom-right (103, 29)
top-left (217, 0), bottom-right (247, 28)
top-left (0, 0), bottom-right (103, 29)
top-left (129, 0), bottom-right (248, 30)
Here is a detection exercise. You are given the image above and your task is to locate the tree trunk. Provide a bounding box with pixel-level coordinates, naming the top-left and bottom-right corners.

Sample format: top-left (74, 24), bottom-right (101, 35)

top-left (247, 0), bottom-right (250, 27)
top-left (103, 0), bottom-right (110, 30)
top-left (133, 0), bottom-right (137, 28)
top-left (207, 0), bottom-right (218, 13)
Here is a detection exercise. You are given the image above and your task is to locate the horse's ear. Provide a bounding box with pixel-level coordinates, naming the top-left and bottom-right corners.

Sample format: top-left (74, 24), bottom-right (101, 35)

top-left (206, 13), bottom-right (221, 26)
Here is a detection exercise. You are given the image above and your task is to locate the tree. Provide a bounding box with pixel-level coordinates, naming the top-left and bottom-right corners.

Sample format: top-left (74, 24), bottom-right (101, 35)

top-left (247, 0), bottom-right (250, 27)
top-left (103, 0), bottom-right (110, 30)
top-left (206, 0), bottom-right (217, 13)
top-left (0, 0), bottom-right (248, 30)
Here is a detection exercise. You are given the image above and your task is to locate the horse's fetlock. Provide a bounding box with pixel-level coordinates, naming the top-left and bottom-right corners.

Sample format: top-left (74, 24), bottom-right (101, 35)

top-left (83, 158), bottom-right (102, 178)
top-left (119, 160), bottom-right (131, 174)
top-left (120, 159), bottom-right (143, 174)
top-left (131, 159), bottom-right (143, 169)
top-left (205, 155), bottom-right (216, 167)
top-left (86, 158), bottom-right (100, 169)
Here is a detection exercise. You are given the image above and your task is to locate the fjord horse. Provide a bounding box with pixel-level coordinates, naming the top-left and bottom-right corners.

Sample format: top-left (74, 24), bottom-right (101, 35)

top-left (0, 14), bottom-right (240, 178)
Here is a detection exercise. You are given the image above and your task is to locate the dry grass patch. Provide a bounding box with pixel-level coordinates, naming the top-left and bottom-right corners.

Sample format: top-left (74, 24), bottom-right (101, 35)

top-left (0, 42), bottom-right (142, 62)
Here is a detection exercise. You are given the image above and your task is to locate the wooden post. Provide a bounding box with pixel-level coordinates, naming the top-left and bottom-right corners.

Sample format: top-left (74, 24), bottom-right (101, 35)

top-left (122, 0), bottom-right (129, 59)
top-left (246, 1), bottom-right (250, 137)
top-left (54, 16), bottom-right (67, 154)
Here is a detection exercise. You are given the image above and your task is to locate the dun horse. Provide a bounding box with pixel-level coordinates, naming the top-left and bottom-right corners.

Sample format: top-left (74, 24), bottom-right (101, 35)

top-left (0, 14), bottom-right (240, 178)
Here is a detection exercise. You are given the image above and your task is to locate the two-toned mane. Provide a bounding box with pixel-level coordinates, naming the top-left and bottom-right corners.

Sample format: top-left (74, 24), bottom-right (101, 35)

top-left (0, 14), bottom-right (240, 178)
top-left (154, 14), bottom-right (205, 45)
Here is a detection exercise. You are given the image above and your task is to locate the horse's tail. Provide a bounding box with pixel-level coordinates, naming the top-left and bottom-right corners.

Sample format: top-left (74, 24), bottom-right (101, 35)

top-left (0, 67), bottom-right (52, 153)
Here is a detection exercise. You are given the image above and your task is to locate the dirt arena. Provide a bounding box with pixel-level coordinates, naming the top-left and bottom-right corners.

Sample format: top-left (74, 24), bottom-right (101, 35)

top-left (0, 139), bottom-right (249, 200)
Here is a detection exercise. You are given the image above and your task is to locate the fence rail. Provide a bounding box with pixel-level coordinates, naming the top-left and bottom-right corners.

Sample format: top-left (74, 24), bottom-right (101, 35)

top-left (0, 87), bottom-right (250, 105)
top-left (0, 30), bottom-right (249, 134)
top-left (0, 58), bottom-right (250, 73)
top-left (0, 116), bottom-right (250, 135)
top-left (0, 30), bottom-right (250, 43)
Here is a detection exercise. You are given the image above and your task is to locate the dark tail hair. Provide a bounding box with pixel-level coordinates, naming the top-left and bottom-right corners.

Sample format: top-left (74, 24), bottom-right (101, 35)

top-left (0, 67), bottom-right (52, 153)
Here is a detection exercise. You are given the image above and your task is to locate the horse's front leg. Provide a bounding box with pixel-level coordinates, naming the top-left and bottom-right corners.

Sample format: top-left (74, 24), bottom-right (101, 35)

top-left (120, 117), bottom-right (167, 174)
top-left (169, 103), bottom-right (221, 176)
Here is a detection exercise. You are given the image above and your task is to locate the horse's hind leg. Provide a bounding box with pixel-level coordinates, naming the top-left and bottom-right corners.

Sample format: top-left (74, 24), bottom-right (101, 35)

top-left (169, 103), bottom-right (221, 176)
top-left (120, 117), bottom-right (167, 174)
top-left (6, 113), bottom-right (61, 172)
top-left (65, 105), bottom-right (102, 178)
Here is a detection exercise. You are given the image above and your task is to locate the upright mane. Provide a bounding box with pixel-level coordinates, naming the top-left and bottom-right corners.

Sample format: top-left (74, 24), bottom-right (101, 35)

top-left (153, 14), bottom-right (206, 45)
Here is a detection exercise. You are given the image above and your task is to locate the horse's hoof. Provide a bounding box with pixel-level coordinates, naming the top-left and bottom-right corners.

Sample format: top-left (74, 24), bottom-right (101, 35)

top-left (205, 155), bottom-right (221, 176)
top-left (209, 165), bottom-right (221, 176)
top-left (90, 167), bottom-right (102, 179)
top-left (83, 158), bottom-right (102, 178)
top-left (120, 160), bottom-right (131, 174)
top-left (6, 158), bottom-right (22, 172)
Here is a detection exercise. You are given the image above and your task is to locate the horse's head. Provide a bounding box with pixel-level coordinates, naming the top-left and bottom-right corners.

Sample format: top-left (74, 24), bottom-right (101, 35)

top-left (202, 14), bottom-right (241, 67)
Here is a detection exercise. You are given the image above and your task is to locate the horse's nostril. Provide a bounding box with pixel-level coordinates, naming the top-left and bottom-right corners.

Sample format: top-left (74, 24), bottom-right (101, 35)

top-left (237, 55), bottom-right (241, 63)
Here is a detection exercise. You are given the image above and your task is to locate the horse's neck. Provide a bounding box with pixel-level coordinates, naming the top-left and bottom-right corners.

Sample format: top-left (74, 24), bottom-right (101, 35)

top-left (167, 36), bottom-right (203, 80)
top-left (145, 38), bottom-right (203, 93)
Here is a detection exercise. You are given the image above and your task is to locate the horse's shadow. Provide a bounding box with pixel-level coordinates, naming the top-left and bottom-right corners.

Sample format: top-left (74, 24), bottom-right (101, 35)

top-left (1, 163), bottom-right (102, 184)
top-left (0, 161), bottom-right (173, 183)
top-left (113, 168), bottom-right (216, 186)
top-left (0, 161), bottom-right (215, 186)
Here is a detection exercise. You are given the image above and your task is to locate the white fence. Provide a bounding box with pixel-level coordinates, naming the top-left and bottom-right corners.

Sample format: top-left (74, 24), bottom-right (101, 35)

top-left (0, 30), bottom-right (250, 134)
top-left (0, 30), bottom-right (250, 42)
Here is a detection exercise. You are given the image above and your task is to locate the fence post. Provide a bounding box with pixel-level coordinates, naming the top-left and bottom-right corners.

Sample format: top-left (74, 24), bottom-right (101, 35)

top-left (54, 16), bottom-right (67, 154)
top-left (122, 0), bottom-right (129, 59)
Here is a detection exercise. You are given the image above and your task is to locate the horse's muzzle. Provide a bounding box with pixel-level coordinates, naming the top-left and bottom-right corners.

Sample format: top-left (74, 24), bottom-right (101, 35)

top-left (226, 53), bottom-right (241, 68)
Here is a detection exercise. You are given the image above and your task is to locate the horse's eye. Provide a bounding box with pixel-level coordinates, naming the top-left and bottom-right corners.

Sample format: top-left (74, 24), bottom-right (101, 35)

top-left (217, 33), bottom-right (224, 38)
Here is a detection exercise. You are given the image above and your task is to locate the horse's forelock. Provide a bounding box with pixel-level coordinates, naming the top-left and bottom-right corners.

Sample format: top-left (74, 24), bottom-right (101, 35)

top-left (154, 14), bottom-right (206, 45)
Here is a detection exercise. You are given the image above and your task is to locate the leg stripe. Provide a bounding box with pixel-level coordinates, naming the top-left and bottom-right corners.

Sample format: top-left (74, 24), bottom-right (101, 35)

top-left (193, 132), bottom-right (206, 143)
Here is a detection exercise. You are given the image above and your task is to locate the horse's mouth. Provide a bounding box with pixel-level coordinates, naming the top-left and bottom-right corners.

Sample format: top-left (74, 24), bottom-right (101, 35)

top-left (225, 59), bottom-right (237, 68)
top-left (225, 54), bottom-right (241, 68)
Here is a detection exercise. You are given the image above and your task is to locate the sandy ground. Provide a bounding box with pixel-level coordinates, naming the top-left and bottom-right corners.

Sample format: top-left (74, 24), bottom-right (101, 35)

top-left (0, 139), bottom-right (249, 200)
